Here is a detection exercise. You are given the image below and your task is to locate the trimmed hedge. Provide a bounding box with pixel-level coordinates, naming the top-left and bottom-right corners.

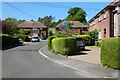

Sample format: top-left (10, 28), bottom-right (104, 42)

top-left (72, 35), bottom-right (91, 45)
top-left (52, 37), bottom-right (77, 55)
top-left (47, 36), bottom-right (56, 50)
top-left (16, 34), bottom-right (30, 42)
top-left (0, 34), bottom-right (19, 49)
top-left (101, 38), bottom-right (120, 69)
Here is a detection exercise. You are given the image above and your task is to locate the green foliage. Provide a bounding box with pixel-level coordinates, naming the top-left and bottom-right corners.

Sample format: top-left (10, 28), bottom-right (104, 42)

top-left (2, 17), bottom-right (26, 35)
top-left (0, 34), bottom-right (19, 49)
top-left (52, 37), bottom-right (77, 55)
top-left (18, 35), bottom-right (30, 42)
top-left (72, 34), bottom-right (91, 45)
top-left (101, 38), bottom-right (120, 69)
top-left (47, 36), bottom-right (56, 50)
top-left (54, 32), bottom-right (72, 38)
top-left (85, 29), bottom-right (98, 45)
top-left (65, 7), bottom-right (87, 25)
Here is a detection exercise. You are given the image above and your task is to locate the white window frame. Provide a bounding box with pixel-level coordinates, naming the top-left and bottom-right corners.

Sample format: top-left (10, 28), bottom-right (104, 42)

top-left (104, 10), bottom-right (106, 19)
top-left (98, 30), bottom-right (102, 40)
top-left (98, 15), bottom-right (102, 22)
top-left (32, 28), bottom-right (37, 30)
top-left (40, 28), bottom-right (43, 30)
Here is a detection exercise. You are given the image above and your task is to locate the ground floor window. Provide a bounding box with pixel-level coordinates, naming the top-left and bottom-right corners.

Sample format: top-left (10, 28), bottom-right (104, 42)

top-left (98, 30), bottom-right (102, 40)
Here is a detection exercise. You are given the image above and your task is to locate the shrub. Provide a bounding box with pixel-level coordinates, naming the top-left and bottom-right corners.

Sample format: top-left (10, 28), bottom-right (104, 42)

top-left (101, 38), bottom-right (120, 69)
top-left (47, 36), bottom-right (56, 50)
top-left (85, 29), bottom-right (98, 46)
top-left (52, 37), bottom-right (77, 55)
top-left (0, 34), bottom-right (19, 49)
top-left (19, 35), bottom-right (30, 42)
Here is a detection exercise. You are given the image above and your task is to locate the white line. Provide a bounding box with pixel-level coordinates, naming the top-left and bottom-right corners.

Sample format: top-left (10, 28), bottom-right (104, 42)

top-left (39, 46), bottom-right (111, 78)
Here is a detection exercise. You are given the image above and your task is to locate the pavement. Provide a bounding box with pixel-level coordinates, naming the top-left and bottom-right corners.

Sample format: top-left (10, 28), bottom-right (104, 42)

top-left (68, 46), bottom-right (100, 65)
top-left (40, 45), bottom-right (119, 78)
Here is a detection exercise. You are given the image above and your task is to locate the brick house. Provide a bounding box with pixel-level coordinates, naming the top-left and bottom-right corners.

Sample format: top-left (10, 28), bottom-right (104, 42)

top-left (56, 21), bottom-right (88, 34)
top-left (18, 21), bottom-right (47, 37)
top-left (89, 0), bottom-right (120, 40)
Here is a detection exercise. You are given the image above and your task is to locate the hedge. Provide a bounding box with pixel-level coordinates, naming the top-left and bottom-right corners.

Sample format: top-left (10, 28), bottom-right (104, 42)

top-left (47, 36), bottom-right (56, 50)
top-left (52, 37), bottom-right (77, 55)
top-left (72, 35), bottom-right (91, 46)
top-left (101, 38), bottom-right (120, 69)
top-left (0, 34), bottom-right (19, 49)
top-left (18, 34), bottom-right (30, 42)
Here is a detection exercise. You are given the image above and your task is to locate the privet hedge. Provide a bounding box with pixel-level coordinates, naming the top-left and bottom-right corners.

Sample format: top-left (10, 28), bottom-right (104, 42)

top-left (101, 38), bottom-right (120, 69)
top-left (47, 36), bottom-right (56, 50)
top-left (52, 37), bottom-right (77, 55)
top-left (0, 34), bottom-right (19, 49)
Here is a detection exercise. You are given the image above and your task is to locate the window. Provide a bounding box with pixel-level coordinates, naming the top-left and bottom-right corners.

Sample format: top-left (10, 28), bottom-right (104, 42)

top-left (59, 27), bottom-right (62, 30)
top-left (104, 29), bottom-right (106, 38)
top-left (98, 15), bottom-right (102, 22)
top-left (98, 30), bottom-right (102, 40)
top-left (104, 11), bottom-right (106, 19)
top-left (32, 28), bottom-right (37, 30)
top-left (40, 28), bottom-right (43, 30)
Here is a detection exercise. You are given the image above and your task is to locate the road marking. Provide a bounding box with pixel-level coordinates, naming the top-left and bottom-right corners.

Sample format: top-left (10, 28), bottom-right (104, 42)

top-left (39, 46), bottom-right (111, 78)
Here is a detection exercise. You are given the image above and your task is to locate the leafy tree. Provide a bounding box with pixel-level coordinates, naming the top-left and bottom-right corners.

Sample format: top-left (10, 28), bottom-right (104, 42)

top-left (40, 15), bottom-right (54, 38)
top-left (65, 7), bottom-right (87, 25)
top-left (2, 17), bottom-right (26, 35)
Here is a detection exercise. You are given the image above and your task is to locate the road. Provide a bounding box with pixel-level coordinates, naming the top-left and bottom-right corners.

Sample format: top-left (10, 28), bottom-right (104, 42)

top-left (2, 41), bottom-right (99, 78)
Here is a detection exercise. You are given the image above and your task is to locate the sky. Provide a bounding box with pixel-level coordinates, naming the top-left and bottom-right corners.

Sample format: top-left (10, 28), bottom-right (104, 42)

top-left (1, 1), bottom-right (110, 22)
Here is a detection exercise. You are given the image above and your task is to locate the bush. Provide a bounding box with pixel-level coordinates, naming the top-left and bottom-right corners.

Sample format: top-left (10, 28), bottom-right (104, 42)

top-left (101, 38), bottom-right (120, 69)
top-left (18, 35), bottom-right (30, 42)
top-left (52, 37), bottom-right (77, 55)
top-left (0, 34), bottom-right (19, 49)
top-left (85, 29), bottom-right (98, 46)
top-left (47, 36), bottom-right (56, 50)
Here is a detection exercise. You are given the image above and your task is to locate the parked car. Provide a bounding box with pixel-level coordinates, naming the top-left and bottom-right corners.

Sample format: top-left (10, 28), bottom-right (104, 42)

top-left (41, 36), bottom-right (46, 40)
top-left (31, 37), bottom-right (39, 42)
top-left (76, 37), bottom-right (85, 50)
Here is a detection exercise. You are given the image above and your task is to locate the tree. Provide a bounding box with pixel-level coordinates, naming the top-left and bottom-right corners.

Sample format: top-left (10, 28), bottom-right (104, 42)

top-left (38, 17), bottom-right (42, 22)
top-left (40, 15), bottom-right (54, 38)
top-left (65, 7), bottom-right (87, 25)
top-left (2, 17), bottom-right (26, 35)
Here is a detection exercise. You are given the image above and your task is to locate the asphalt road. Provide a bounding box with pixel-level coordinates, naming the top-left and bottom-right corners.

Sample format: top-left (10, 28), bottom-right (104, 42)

top-left (2, 41), bottom-right (100, 78)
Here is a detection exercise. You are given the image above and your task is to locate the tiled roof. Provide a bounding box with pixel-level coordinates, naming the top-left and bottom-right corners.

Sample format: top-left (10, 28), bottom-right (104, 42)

top-left (56, 21), bottom-right (87, 28)
top-left (18, 21), bottom-right (46, 28)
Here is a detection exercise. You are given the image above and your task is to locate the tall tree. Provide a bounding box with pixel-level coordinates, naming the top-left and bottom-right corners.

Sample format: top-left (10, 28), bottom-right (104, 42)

top-left (65, 7), bottom-right (87, 25)
top-left (41, 15), bottom-right (53, 38)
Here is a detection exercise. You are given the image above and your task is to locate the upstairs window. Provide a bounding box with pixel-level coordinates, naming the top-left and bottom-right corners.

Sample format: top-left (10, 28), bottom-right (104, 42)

top-left (32, 28), bottom-right (37, 30)
top-left (40, 28), bottom-right (43, 30)
top-left (98, 15), bottom-right (102, 22)
top-left (104, 10), bottom-right (106, 19)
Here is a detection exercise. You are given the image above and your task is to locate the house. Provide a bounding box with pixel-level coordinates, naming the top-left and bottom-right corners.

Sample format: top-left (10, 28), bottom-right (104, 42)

top-left (56, 21), bottom-right (88, 34)
top-left (18, 21), bottom-right (47, 38)
top-left (89, 0), bottom-right (120, 40)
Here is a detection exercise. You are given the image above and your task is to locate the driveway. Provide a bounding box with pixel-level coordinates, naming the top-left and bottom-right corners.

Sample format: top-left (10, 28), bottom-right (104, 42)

top-left (68, 46), bottom-right (100, 65)
top-left (2, 41), bottom-right (100, 78)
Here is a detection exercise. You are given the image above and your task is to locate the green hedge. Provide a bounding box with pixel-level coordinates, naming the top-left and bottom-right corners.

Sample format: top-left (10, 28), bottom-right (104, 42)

top-left (47, 36), bottom-right (56, 50)
top-left (18, 35), bottom-right (30, 42)
top-left (52, 37), bottom-right (77, 55)
top-left (72, 35), bottom-right (91, 46)
top-left (101, 38), bottom-right (120, 69)
top-left (0, 34), bottom-right (19, 49)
